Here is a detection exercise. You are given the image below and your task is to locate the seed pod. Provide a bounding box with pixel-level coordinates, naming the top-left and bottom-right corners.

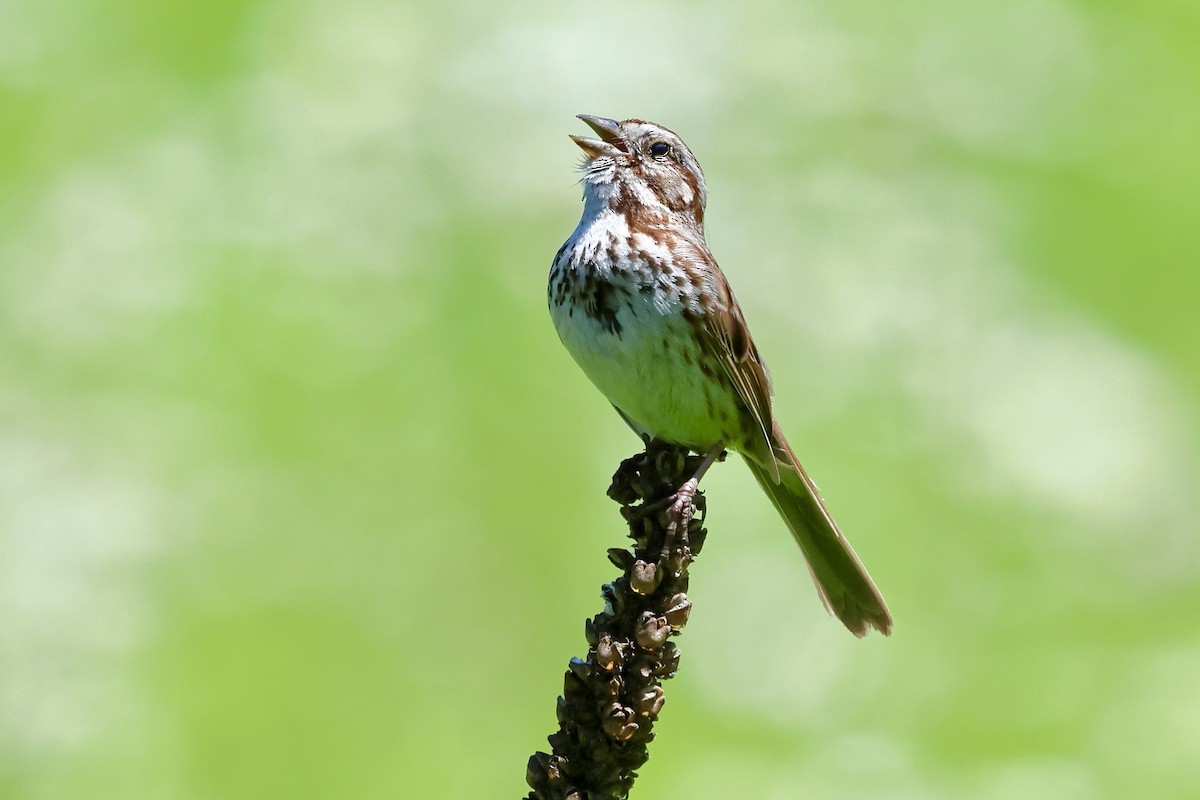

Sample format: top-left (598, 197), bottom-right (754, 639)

top-left (635, 612), bottom-right (670, 650)
top-left (595, 635), bottom-right (623, 671)
top-left (630, 560), bottom-right (660, 594)
top-left (602, 704), bottom-right (639, 742)
top-left (663, 593), bottom-right (692, 628)
top-left (567, 657), bottom-right (590, 681)
top-left (636, 685), bottom-right (665, 717)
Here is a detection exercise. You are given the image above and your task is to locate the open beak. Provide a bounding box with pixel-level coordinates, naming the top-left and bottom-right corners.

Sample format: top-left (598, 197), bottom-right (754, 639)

top-left (570, 114), bottom-right (627, 159)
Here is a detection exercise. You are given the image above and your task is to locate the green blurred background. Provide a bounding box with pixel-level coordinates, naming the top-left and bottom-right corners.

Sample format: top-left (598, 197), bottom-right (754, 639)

top-left (2, 0), bottom-right (1198, 798)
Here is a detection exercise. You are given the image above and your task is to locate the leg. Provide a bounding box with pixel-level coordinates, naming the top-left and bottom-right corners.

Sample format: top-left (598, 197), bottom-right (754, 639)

top-left (666, 445), bottom-right (724, 516)
top-left (658, 444), bottom-right (725, 564)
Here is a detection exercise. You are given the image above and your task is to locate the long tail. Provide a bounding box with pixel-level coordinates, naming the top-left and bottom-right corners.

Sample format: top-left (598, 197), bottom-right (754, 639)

top-left (743, 421), bottom-right (892, 637)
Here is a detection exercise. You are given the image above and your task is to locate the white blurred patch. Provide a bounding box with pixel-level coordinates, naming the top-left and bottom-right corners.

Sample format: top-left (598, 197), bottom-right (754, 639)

top-left (226, 0), bottom-right (430, 270)
top-left (907, 0), bottom-right (1096, 159)
top-left (439, 4), bottom-right (728, 114)
top-left (736, 9), bottom-right (867, 120)
top-left (0, 137), bottom-right (219, 350)
top-left (0, 436), bottom-right (161, 758)
top-left (0, 0), bottom-right (441, 360)
top-left (953, 323), bottom-right (1191, 524)
top-left (246, 0), bottom-right (422, 139)
top-left (0, 0), bottom-right (93, 84)
top-left (437, 4), bottom-right (732, 205)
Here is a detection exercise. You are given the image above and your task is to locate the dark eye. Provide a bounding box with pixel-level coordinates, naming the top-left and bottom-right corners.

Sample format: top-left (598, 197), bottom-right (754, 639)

top-left (649, 141), bottom-right (670, 157)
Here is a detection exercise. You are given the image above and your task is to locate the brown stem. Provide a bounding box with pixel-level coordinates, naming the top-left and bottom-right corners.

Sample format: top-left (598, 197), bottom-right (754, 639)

top-left (524, 442), bottom-right (711, 800)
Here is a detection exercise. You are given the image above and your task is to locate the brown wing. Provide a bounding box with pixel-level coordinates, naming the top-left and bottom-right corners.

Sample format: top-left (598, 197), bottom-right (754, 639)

top-left (693, 254), bottom-right (780, 482)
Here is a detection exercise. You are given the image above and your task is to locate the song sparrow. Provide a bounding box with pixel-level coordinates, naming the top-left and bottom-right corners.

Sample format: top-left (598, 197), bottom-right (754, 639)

top-left (548, 115), bottom-right (892, 637)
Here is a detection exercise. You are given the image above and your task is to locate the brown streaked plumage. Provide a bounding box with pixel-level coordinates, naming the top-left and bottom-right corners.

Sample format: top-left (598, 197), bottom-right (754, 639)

top-left (549, 115), bottom-right (891, 637)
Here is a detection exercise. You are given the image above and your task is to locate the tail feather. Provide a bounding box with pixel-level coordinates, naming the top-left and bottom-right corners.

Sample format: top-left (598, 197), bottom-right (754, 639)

top-left (743, 422), bottom-right (892, 637)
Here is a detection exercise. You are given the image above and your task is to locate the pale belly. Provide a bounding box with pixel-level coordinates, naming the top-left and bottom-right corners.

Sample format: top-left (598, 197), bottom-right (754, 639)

top-left (549, 282), bottom-right (743, 451)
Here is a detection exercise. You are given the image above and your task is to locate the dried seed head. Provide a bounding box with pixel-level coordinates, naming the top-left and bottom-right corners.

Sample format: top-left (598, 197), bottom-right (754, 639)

top-left (600, 582), bottom-right (621, 615)
top-left (527, 440), bottom-right (709, 800)
top-left (663, 593), bottom-right (692, 628)
top-left (630, 560), bottom-right (660, 594)
top-left (656, 642), bottom-right (681, 678)
top-left (635, 612), bottom-right (671, 650)
top-left (567, 657), bottom-right (590, 681)
top-left (546, 729), bottom-right (572, 752)
top-left (602, 704), bottom-right (639, 742)
top-left (555, 695), bottom-right (569, 724)
top-left (665, 548), bottom-right (688, 576)
top-left (526, 753), bottom-right (547, 787)
top-left (607, 547), bottom-right (635, 569)
top-left (636, 685), bottom-right (665, 717)
top-left (628, 653), bottom-right (656, 680)
top-left (595, 635), bottom-right (624, 671)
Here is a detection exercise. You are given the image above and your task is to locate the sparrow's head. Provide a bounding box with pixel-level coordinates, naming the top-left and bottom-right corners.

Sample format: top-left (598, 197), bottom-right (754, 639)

top-left (571, 114), bottom-right (707, 229)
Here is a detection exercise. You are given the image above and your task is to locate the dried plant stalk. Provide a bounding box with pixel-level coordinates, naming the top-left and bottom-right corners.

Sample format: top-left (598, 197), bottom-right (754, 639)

top-left (524, 442), bottom-right (715, 800)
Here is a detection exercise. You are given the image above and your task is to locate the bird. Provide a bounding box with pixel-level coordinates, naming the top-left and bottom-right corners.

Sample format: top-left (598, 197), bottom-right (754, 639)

top-left (548, 114), bottom-right (891, 637)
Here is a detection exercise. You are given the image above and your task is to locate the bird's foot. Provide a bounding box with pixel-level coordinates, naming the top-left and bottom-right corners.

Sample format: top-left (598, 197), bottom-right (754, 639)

top-left (657, 477), bottom-right (697, 569)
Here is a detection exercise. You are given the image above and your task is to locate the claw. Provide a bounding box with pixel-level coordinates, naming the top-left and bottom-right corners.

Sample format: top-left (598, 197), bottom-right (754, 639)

top-left (659, 478), bottom-right (699, 568)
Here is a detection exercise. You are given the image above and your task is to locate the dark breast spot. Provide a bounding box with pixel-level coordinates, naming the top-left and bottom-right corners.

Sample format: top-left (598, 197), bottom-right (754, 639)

top-left (548, 243), bottom-right (572, 306)
top-left (583, 278), bottom-right (625, 336)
